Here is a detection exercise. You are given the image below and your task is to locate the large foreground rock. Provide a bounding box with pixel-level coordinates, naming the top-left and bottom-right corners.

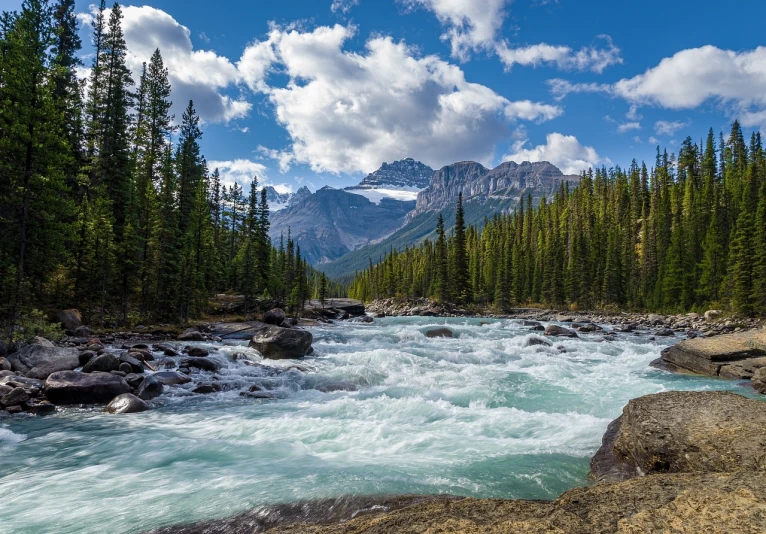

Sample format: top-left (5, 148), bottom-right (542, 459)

top-left (249, 325), bottom-right (313, 360)
top-left (591, 391), bottom-right (766, 483)
top-left (154, 472), bottom-right (766, 534)
top-left (657, 327), bottom-right (766, 377)
top-left (45, 371), bottom-right (130, 405)
top-left (7, 344), bottom-right (80, 379)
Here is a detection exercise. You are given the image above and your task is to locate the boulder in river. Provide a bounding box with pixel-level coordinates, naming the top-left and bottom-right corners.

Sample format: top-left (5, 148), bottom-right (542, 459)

top-left (524, 336), bottom-right (552, 347)
top-left (655, 327), bottom-right (766, 377)
top-left (45, 371), bottom-right (130, 405)
top-left (104, 393), bottom-right (149, 414)
top-left (590, 390), bottom-right (766, 483)
top-left (177, 328), bottom-right (205, 342)
top-left (7, 343), bottom-right (80, 379)
top-left (0, 357), bottom-right (11, 372)
top-left (1, 387), bottom-right (30, 408)
top-left (152, 371), bottom-right (192, 386)
top-left (136, 375), bottom-right (164, 400)
top-left (81, 353), bottom-right (120, 374)
top-left (180, 357), bottom-right (220, 372)
top-left (424, 327), bottom-right (454, 339)
top-left (544, 325), bottom-right (578, 338)
top-left (249, 325), bottom-right (313, 360)
top-left (264, 308), bottom-right (287, 326)
top-left (186, 346), bottom-right (209, 357)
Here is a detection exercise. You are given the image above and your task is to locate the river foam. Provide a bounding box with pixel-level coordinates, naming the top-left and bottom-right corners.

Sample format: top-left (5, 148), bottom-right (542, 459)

top-left (0, 316), bottom-right (743, 533)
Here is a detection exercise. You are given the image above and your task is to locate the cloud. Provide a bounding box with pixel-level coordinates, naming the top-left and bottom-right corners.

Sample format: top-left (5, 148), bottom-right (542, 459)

top-left (208, 159), bottom-right (269, 189)
top-left (503, 133), bottom-right (602, 175)
top-left (401, 0), bottom-right (620, 73)
top-left (496, 36), bottom-right (622, 73)
top-left (401, 0), bottom-right (510, 61)
top-left (549, 45), bottom-right (766, 127)
top-left (648, 136), bottom-right (660, 145)
top-left (89, 5), bottom-right (250, 123)
top-left (617, 121), bottom-right (641, 133)
top-left (654, 120), bottom-right (690, 136)
top-left (632, 136), bottom-right (642, 144)
top-left (238, 24), bottom-right (562, 174)
top-left (605, 114), bottom-right (641, 134)
top-left (331, 0), bottom-right (359, 14)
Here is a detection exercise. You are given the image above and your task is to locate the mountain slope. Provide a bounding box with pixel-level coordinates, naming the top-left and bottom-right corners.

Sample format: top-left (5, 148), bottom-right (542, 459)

top-left (348, 158), bottom-right (434, 190)
top-left (269, 187), bottom-right (415, 265)
top-left (322, 161), bottom-right (580, 278)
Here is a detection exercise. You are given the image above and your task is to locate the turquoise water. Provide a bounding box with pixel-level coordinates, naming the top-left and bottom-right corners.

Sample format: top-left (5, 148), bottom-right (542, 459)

top-left (0, 316), bottom-right (745, 533)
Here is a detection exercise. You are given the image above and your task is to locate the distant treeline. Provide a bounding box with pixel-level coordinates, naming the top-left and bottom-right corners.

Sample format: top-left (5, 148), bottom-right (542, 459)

top-left (350, 123), bottom-right (766, 316)
top-left (0, 1), bottom-right (326, 329)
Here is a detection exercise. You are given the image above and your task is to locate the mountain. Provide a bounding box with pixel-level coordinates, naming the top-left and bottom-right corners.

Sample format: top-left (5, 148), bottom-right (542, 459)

top-left (349, 158), bottom-right (434, 190)
top-left (264, 186), bottom-right (293, 211)
top-left (406, 160), bottom-right (579, 222)
top-left (322, 161), bottom-right (580, 279)
top-left (288, 186), bottom-right (312, 207)
top-left (268, 187), bottom-right (416, 265)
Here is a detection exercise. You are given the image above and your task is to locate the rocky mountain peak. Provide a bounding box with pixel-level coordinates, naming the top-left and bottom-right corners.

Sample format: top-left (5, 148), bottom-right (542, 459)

top-left (352, 158), bottom-right (434, 190)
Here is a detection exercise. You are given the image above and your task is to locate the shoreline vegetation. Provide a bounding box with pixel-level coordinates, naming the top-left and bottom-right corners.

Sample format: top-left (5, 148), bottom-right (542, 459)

top-left (349, 128), bottom-right (766, 320)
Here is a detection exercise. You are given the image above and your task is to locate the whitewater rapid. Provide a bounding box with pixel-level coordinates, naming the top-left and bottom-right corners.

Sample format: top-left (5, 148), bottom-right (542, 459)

top-left (0, 316), bottom-right (743, 533)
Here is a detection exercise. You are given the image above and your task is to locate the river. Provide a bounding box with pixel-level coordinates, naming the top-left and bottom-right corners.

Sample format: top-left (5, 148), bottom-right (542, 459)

top-left (0, 316), bottom-right (743, 533)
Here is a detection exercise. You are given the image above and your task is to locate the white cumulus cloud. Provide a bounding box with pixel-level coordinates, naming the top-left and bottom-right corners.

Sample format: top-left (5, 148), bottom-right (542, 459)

top-left (82, 5), bottom-right (250, 123)
top-left (401, 0), bottom-right (621, 73)
top-left (238, 24), bottom-right (562, 174)
top-left (549, 45), bottom-right (766, 127)
top-left (503, 133), bottom-right (602, 175)
top-left (497, 36), bottom-right (622, 73)
top-left (654, 120), bottom-right (690, 136)
top-left (208, 159), bottom-right (269, 189)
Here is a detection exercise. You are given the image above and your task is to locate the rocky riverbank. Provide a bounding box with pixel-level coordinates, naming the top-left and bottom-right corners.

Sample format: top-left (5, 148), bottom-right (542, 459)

top-left (0, 310), bottom-right (319, 416)
top-left (366, 297), bottom-right (764, 339)
top-left (153, 390), bottom-right (766, 533)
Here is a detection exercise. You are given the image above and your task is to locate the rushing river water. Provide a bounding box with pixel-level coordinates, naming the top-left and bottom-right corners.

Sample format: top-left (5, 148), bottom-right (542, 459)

top-left (0, 316), bottom-right (746, 533)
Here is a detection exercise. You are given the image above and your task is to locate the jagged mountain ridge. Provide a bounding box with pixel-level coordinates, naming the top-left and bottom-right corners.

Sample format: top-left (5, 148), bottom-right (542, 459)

top-left (347, 158), bottom-right (434, 191)
top-left (269, 187), bottom-right (415, 265)
top-left (263, 185), bottom-right (313, 211)
top-left (406, 160), bottom-right (580, 223)
top-left (322, 160), bottom-right (581, 278)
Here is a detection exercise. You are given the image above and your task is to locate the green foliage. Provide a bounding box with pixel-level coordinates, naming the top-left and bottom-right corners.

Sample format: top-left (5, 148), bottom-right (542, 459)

top-left (350, 127), bottom-right (766, 316)
top-left (0, 2), bottom-right (321, 329)
top-left (12, 309), bottom-right (64, 344)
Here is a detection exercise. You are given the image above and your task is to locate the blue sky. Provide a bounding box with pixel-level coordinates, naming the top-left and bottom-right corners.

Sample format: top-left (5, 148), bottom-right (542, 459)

top-left (7, 0), bottom-right (766, 191)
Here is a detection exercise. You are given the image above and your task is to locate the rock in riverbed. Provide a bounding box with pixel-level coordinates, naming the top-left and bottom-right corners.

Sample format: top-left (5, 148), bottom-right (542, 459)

top-left (7, 343), bottom-right (80, 379)
top-left (45, 371), bottom-right (131, 405)
top-left (152, 371), bottom-right (192, 386)
top-left (104, 393), bottom-right (149, 414)
top-left (590, 390), bottom-right (766, 483)
top-left (249, 325), bottom-right (313, 360)
top-left (544, 324), bottom-right (578, 338)
top-left (655, 327), bottom-right (766, 378)
top-left (264, 308), bottom-right (287, 326)
top-left (82, 353), bottom-right (120, 373)
top-left (425, 327), bottom-right (454, 338)
top-left (136, 375), bottom-right (164, 400)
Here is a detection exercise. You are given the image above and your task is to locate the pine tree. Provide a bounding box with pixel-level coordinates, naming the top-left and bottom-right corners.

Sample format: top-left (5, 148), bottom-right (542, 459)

top-left (452, 192), bottom-right (471, 303)
top-left (434, 213), bottom-right (449, 302)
